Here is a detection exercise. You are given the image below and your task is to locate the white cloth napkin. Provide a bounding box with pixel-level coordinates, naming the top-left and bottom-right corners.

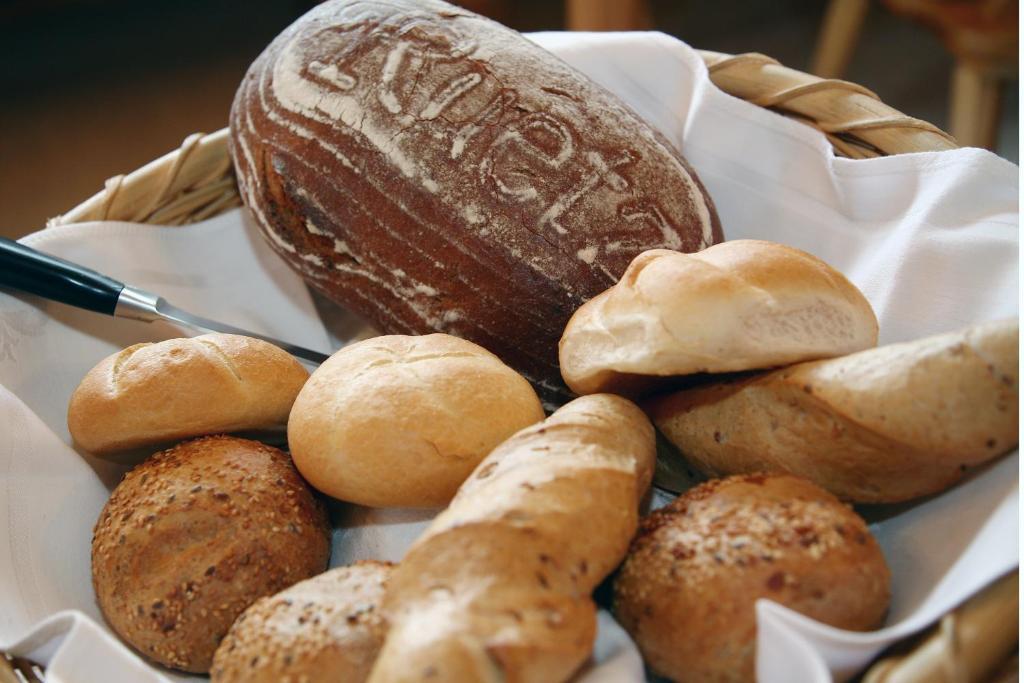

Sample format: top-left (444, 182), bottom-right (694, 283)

top-left (0, 30), bottom-right (1017, 683)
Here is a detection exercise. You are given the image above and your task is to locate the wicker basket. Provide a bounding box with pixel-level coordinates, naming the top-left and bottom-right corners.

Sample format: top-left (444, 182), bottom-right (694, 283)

top-left (29, 49), bottom-right (1015, 683)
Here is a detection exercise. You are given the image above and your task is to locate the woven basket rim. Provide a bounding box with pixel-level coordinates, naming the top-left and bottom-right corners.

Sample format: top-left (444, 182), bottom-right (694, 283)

top-left (50, 48), bottom-right (958, 228)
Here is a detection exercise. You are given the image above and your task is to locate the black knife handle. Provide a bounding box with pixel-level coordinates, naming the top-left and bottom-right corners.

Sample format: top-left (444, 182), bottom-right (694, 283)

top-left (0, 236), bottom-right (125, 315)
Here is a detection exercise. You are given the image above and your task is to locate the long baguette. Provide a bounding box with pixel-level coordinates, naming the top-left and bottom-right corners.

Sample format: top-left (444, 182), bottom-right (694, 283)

top-left (368, 394), bottom-right (655, 682)
top-left (647, 319), bottom-right (1018, 503)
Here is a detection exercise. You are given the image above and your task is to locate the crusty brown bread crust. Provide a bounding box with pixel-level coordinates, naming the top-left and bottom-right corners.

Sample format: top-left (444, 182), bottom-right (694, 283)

top-left (613, 474), bottom-right (890, 682)
top-left (647, 319), bottom-right (1019, 503)
top-left (368, 394), bottom-right (656, 682)
top-left (288, 333), bottom-right (545, 508)
top-left (68, 334), bottom-right (309, 457)
top-left (212, 561), bottom-right (394, 683)
top-left (230, 0), bottom-right (722, 404)
top-left (91, 436), bottom-right (331, 673)
top-left (559, 241), bottom-right (879, 396)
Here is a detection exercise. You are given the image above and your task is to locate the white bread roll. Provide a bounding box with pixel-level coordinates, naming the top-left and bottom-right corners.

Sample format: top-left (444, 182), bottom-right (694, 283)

top-left (368, 394), bottom-right (656, 683)
top-left (288, 334), bottom-right (545, 508)
top-left (648, 319), bottom-right (1019, 503)
top-left (559, 241), bottom-right (878, 396)
top-left (614, 474), bottom-right (890, 682)
top-left (68, 334), bottom-right (309, 457)
top-left (212, 561), bottom-right (394, 683)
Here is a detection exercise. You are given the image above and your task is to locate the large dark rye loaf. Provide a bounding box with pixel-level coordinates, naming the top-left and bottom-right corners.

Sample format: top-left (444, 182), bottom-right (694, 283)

top-left (230, 0), bottom-right (722, 403)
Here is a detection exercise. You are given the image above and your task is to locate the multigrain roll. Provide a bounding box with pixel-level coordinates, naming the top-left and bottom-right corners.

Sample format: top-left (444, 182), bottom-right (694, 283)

top-left (288, 334), bottom-right (545, 508)
top-left (230, 0), bottom-right (722, 405)
top-left (613, 474), bottom-right (890, 682)
top-left (91, 436), bottom-right (331, 673)
top-left (212, 561), bottom-right (394, 683)
top-left (648, 319), bottom-right (1019, 503)
top-left (68, 334), bottom-right (309, 458)
top-left (559, 241), bottom-right (878, 396)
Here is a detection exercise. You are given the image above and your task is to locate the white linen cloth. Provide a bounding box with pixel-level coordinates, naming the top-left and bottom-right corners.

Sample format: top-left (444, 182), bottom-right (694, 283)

top-left (0, 31), bottom-right (1017, 682)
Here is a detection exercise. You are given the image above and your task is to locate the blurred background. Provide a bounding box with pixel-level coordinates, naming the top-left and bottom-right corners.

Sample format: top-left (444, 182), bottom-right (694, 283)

top-left (0, 0), bottom-right (1017, 239)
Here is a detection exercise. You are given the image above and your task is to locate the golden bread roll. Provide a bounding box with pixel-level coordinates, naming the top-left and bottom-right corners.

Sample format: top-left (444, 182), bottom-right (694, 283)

top-left (369, 394), bottom-right (656, 683)
top-left (559, 241), bottom-right (878, 396)
top-left (288, 334), bottom-right (545, 508)
top-left (91, 436), bottom-right (331, 673)
top-left (613, 474), bottom-right (890, 682)
top-left (68, 334), bottom-right (309, 457)
top-left (212, 561), bottom-right (394, 682)
top-left (648, 319), bottom-right (1018, 502)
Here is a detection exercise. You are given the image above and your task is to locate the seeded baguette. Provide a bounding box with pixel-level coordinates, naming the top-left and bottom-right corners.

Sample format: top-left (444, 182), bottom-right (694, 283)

top-left (368, 394), bottom-right (656, 682)
top-left (648, 319), bottom-right (1019, 503)
top-left (230, 0), bottom-right (721, 404)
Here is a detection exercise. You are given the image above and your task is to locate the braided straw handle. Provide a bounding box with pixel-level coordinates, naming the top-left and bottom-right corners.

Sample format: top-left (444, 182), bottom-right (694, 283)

top-left (699, 51), bottom-right (958, 158)
top-left (49, 130), bottom-right (239, 228)
top-left (48, 50), bottom-right (959, 228)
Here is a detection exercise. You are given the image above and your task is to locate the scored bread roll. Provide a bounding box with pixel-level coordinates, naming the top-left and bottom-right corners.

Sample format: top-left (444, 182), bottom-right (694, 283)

top-left (613, 474), bottom-right (891, 682)
top-left (68, 334), bottom-right (309, 457)
top-left (288, 334), bottom-right (545, 508)
top-left (648, 319), bottom-right (1019, 503)
top-left (92, 436), bottom-right (331, 673)
top-left (230, 0), bottom-right (722, 405)
top-left (212, 561), bottom-right (394, 683)
top-left (559, 241), bottom-right (878, 396)
top-left (368, 394), bottom-right (655, 683)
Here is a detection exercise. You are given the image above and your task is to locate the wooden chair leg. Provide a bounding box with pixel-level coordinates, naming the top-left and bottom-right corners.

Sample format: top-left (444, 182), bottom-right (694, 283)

top-left (565, 0), bottom-right (651, 31)
top-left (949, 61), bottom-right (1002, 149)
top-left (811, 0), bottom-right (871, 78)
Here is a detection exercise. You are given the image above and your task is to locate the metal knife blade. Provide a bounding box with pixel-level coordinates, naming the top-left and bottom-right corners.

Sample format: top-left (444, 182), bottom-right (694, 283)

top-left (115, 285), bottom-right (331, 365)
top-left (0, 237), bottom-right (332, 365)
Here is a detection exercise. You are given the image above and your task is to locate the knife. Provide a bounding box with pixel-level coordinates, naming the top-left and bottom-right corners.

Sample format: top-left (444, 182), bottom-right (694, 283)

top-left (0, 236), bottom-right (331, 365)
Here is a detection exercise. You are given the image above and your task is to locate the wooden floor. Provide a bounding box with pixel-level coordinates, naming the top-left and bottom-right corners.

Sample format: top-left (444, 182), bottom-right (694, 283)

top-left (0, 0), bottom-right (1016, 239)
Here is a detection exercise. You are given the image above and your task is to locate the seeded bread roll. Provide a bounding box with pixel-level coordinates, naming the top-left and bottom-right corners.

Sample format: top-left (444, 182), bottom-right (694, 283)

top-left (559, 241), bottom-right (878, 396)
top-left (212, 561), bottom-right (394, 683)
top-left (369, 394), bottom-right (656, 683)
top-left (648, 319), bottom-right (1019, 503)
top-left (91, 436), bottom-right (331, 673)
top-left (288, 334), bottom-right (545, 508)
top-left (230, 0), bottom-right (722, 405)
top-left (68, 334), bottom-right (309, 458)
top-left (613, 474), bottom-right (890, 682)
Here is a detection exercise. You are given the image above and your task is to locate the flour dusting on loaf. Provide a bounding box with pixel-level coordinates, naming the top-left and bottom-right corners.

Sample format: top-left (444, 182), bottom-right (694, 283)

top-left (230, 0), bottom-right (722, 403)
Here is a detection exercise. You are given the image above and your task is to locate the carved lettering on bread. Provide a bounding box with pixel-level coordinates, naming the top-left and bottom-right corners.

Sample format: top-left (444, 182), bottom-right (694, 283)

top-left (539, 150), bottom-right (637, 235)
top-left (308, 60), bottom-right (357, 91)
top-left (480, 113), bottom-right (574, 203)
top-left (378, 41), bottom-right (411, 113)
top-left (422, 72), bottom-right (483, 120)
top-left (274, 17), bottom-right (692, 249)
top-left (619, 201), bottom-right (684, 251)
top-left (451, 89), bottom-right (517, 159)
